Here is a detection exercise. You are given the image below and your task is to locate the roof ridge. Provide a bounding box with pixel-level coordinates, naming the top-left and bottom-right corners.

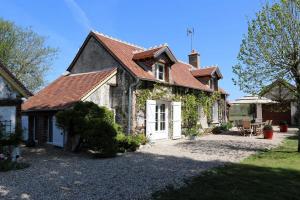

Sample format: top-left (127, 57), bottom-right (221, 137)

top-left (132, 44), bottom-right (168, 54)
top-left (68, 68), bottom-right (117, 76)
top-left (92, 31), bottom-right (146, 50)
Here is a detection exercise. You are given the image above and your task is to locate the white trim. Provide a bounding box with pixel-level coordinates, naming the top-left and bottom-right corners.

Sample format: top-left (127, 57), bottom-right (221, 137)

top-left (153, 47), bottom-right (177, 63)
top-left (155, 63), bottom-right (165, 81)
top-left (81, 70), bottom-right (117, 101)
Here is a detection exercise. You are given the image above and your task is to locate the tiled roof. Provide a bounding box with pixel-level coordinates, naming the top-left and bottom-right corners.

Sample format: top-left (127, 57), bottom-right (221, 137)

top-left (132, 47), bottom-right (164, 60)
top-left (0, 60), bottom-right (32, 97)
top-left (93, 32), bottom-right (154, 80)
top-left (91, 32), bottom-right (211, 91)
top-left (22, 68), bottom-right (116, 111)
top-left (171, 62), bottom-right (212, 91)
top-left (191, 67), bottom-right (217, 77)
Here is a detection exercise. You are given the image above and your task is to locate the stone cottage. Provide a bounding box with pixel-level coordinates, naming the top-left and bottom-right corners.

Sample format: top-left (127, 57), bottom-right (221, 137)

top-left (260, 79), bottom-right (298, 125)
top-left (22, 31), bottom-right (228, 146)
top-left (0, 61), bottom-right (32, 137)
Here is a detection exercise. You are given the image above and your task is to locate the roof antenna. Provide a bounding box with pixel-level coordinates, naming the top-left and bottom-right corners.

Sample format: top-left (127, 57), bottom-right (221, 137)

top-left (187, 28), bottom-right (194, 52)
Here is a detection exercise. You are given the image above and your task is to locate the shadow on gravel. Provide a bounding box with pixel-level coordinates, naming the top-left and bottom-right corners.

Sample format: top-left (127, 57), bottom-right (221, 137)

top-left (0, 146), bottom-right (227, 200)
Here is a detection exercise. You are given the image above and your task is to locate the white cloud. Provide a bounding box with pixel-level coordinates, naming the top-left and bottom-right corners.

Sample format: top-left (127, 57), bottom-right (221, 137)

top-left (64, 0), bottom-right (92, 31)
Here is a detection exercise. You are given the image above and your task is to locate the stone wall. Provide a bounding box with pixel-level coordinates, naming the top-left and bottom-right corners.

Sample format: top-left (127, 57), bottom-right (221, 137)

top-left (68, 35), bottom-right (136, 133)
top-left (70, 37), bottom-right (121, 74)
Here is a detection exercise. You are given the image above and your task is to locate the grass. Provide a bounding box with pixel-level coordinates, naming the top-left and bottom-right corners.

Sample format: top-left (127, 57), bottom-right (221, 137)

top-left (152, 135), bottom-right (300, 200)
top-left (0, 160), bottom-right (30, 172)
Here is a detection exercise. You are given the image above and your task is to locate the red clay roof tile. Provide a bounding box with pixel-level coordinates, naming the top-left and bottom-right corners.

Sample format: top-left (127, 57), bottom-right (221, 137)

top-left (22, 68), bottom-right (116, 111)
top-left (92, 32), bottom-right (212, 91)
top-left (191, 67), bottom-right (218, 77)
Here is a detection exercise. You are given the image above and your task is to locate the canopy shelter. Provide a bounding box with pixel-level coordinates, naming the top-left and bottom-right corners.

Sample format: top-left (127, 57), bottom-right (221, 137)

top-left (230, 96), bottom-right (277, 122)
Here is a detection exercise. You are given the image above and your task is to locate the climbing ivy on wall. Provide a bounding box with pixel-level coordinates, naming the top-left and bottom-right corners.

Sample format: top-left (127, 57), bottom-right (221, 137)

top-left (136, 83), bottom-right (221, 135)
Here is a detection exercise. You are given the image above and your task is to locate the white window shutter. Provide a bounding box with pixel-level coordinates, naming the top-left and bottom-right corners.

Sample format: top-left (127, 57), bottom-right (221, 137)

top-left (146, 100), bottom-right (156, 139)
top-left (172, 102), bottom-right (181, 139)
top-left (213, 102), bottom-right (219, 123)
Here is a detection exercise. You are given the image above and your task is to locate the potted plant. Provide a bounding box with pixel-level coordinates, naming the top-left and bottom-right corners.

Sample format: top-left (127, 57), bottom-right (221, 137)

top-left (263, 125), bottom-right (273, 139)
top-left (279, 121), bottom-right (288, 133)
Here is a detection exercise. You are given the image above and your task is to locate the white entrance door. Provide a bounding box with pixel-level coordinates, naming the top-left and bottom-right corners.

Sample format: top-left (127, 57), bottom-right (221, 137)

top-left (52, 117), bottom-right (64, 147)
top-left (146, 100), bottom-right (168, 140)
top-left (172, 102), bottom-right (181, 139)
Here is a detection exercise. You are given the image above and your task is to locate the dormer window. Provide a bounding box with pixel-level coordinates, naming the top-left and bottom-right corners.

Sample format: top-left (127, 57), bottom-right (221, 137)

top-left (155, 63), bottom-right (165, 81)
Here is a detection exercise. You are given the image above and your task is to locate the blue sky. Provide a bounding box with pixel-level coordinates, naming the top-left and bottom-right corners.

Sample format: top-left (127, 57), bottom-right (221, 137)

top-left (0, 0), bottom-right (264, 100)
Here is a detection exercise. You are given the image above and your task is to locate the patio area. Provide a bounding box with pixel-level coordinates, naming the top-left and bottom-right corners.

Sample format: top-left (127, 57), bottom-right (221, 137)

top-left (0, 128), bottom-right (296, 200)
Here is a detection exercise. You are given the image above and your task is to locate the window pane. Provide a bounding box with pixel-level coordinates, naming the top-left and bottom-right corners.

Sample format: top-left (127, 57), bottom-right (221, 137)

top-left (156, 64), bottom-right (164, 80)
top-left (160, 104), bottom-right (165, 130)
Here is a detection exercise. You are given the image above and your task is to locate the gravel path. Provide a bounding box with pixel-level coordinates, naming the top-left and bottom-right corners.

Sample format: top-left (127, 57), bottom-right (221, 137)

top-left (0, 128), bottom-right (296, 200)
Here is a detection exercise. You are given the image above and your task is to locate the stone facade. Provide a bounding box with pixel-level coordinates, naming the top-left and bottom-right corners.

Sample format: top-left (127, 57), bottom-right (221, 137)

top-left (70, 37), bottom-right (121, 74)
top-left (70, 37), bottom-right (136, 133)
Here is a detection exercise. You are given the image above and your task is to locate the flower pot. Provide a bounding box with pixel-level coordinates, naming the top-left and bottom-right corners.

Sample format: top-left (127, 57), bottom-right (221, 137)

top-left (279, 125), bottom-right (288, 133)
top-left (263, 130), bottom-right (273, 139)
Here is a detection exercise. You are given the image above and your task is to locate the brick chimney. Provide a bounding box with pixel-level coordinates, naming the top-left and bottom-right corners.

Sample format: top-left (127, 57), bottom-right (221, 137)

top-left (188, 50), bottom-right (200, 68)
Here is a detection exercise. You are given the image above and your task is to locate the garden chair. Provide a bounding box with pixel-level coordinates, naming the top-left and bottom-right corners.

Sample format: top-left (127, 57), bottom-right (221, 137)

top-left (255, 123), bottom-right (264, 136)
top-left (241, 120), bottom-right (253, 136)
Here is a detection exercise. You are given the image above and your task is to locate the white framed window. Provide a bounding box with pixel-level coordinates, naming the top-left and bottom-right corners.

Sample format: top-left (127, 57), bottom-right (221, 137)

top-left (155, 63), bottom-right (165, 81)
top-left (155, 103), bottom-right (166, 131)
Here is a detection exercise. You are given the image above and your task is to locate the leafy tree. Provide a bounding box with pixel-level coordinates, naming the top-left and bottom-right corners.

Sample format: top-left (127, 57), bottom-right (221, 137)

top-left (0, 18), bottom-right (57, 92)
top-left (233, 0), bottom-right (300, 151)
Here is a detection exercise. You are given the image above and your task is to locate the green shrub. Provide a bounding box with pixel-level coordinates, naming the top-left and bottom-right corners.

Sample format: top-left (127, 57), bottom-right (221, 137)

top-left (263, 125), bottom-right (273, 131)
top-left (134, 133), bottom-right (148, 145)
top-left (85, 118), bottom-right (118, 157)
top-left (212, 126), bottom-right (223, 134)
top-left (0, 160), bottom-right (29, 172)
top-left (56, 101), bottom-right (120, 156)
top-left (115, 133), bottom-right (148, 152)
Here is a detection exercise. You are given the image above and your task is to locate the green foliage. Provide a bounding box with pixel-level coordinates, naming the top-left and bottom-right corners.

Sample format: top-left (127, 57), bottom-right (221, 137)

top-left (85, 118), bottom-right (118, 157)
top-left (56, 101), bottom-right (119, 157)
top-left (115, 133), bottom-right (148, 152)
top-left (232, 0), bottom-right (300, 95)
top-left (56, 101), bottom-right (112, 137)
top-left (0, 18), bottom-right (58, 92)
top-left (0, 126), bottom-right (23, 146)
top-left (152, 137), bottom-right (300, 200)
top-left (136, 83), bottom-right (221, 136)
top-left (0, 160), bottom-right (29, 172)
top-left (212, 122), bottom-right (233, 134)
top-left (263, 125), bottom-right (273, 131)
top-left (134, 133), bottom-right (148, 145)
top-left (182, 94), bottom-right (199, 135)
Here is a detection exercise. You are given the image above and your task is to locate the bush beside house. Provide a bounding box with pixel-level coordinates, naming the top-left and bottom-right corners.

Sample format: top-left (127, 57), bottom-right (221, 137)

top-left (0, 127), bottom-right (29, 171)
top-left (56, 101), bottom-right (147, 157)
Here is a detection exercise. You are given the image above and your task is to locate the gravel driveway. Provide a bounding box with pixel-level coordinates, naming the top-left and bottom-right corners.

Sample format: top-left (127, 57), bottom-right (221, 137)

top-left (0, 128), bottom-right (296, 200)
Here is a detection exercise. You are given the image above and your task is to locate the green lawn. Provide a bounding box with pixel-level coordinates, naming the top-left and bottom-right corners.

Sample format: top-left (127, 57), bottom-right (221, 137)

top-left (152, 135), bottom-right (300, 200)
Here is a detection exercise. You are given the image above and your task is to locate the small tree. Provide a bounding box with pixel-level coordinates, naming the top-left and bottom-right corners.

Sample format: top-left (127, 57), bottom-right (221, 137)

top-left (233, 0), bottom-right (300, 151)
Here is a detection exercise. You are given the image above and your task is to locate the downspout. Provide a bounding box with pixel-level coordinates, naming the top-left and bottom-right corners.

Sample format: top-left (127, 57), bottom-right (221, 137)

top-left (127, 77), bottom-right (140, 134)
